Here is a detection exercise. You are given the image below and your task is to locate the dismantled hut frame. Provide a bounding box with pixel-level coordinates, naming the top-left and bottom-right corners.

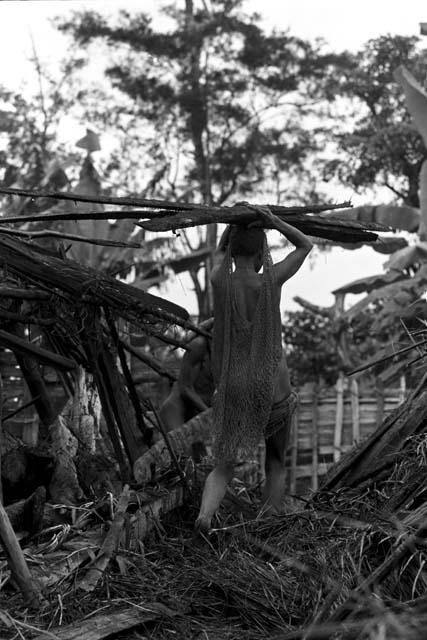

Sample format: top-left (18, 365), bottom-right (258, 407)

top-left (0, 186), bottom-right (398, 617)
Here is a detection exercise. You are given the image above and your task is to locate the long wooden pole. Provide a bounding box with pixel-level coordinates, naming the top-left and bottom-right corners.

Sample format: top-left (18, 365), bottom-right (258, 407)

top-left (0, 501), bottom-right (42, 606)
top-left (0, 185), bottom-right (351, 215)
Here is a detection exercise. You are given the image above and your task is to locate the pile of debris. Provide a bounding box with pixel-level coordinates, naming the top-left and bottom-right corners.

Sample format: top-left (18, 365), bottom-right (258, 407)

top-left (0, 376), bottom-right (426, 638)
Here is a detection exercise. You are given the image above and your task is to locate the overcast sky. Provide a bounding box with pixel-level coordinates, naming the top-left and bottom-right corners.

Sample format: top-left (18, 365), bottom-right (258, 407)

top-left (0, 0), bottom-right (425, 314)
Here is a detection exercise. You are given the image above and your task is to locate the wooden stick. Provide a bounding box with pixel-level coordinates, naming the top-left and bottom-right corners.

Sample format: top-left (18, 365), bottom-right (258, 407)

top-left (148, 400), bottom-right (190, 491)
top-left (105, 312), bottom-right (151, 447)
top-left (311, 387), bottom-right (319, 491)
top-left (0, 499), bottom-right (42, 606)
top-left (78, 484), bottom-right (130, 592)
top-left (346, 338), bottom-right (427, 376)
top-left (120, 339), bottom-right (179, 380)
top-left (333, 373), bottom-right (344, 463)
top-left (0, 185), bottom-right (351, 215)
top-left (0, 226), bottom-right (142, 248)
top-left (3, 394), bottom-right (41, 423)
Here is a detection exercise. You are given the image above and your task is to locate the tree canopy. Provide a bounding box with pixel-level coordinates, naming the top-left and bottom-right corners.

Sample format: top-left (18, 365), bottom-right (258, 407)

top-left (326, 34), bottom-right (427, 206)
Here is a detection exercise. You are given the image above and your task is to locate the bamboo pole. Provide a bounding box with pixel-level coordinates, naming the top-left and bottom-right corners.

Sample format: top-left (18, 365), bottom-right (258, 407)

top-left (333, 373), bottom-right (344, 463)
top-left (311, 387), bottom-right (319, 491)
top-left (350, 378), bottom-right (360, 443)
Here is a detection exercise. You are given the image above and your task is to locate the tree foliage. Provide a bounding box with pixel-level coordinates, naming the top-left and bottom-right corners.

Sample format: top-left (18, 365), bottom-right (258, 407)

top-left (325, 35), bottom-right (427, 205)
top-left (57, 0), bottom-right (351, 316)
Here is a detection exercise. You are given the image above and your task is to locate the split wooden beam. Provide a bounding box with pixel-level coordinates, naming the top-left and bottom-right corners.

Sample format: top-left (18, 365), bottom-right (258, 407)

top-left (0, 328), bottom-right (77, 371)
top-left (77, 484), bottom-right (130, 592)
top-left (34, 603), bottom-right (181, 640)
top-left (0, 186), bottom-right (387, 244)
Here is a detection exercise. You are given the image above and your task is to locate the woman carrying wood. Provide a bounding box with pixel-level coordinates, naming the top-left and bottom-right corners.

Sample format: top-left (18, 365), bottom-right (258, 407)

top-left (195, 205), bottom-right (313, 533)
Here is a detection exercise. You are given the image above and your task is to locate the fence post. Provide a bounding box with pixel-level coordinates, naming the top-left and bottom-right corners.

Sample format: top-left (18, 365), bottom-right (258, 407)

top-left (350, 377), bottom-right (360, 443)
top-left (289, 402), bottom-right (299, 494)
top-left (334, 373), bottom-right (344, 462)
top-left (376, 377), bottom-right (384, 427)
top-left (311, 386), bottom-right (319, 491)
top-left (399, 375), bottom-right (406, 403)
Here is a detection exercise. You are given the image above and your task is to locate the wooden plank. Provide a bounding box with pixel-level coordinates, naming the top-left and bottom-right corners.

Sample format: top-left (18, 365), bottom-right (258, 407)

top-left (34, 603), bottom-right (179, 640)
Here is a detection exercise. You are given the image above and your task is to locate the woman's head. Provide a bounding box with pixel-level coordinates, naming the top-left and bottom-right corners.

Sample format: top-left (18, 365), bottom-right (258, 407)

top-left (229, 225), bottom-right (265, 258)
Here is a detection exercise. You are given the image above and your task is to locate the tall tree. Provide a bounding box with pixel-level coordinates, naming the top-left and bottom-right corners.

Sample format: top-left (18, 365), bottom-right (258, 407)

top-left (58, 0), bottom-right (350, 316)
top-left (320, 37), bottom-right (427, 384)
top-left (325, 34), bottom-right (427, 206)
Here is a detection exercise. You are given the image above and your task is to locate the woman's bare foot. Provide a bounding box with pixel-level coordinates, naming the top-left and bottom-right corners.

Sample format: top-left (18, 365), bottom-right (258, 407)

top-left (194, 515), bottom-right (212, 535)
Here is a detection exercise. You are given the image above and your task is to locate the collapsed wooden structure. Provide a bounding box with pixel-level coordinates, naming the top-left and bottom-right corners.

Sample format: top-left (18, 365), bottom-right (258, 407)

top-left (0, 186), bottom-right (413, 632)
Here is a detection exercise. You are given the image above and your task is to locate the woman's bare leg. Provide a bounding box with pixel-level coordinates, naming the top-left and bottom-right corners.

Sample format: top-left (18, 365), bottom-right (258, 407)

top-left (195, 462), bottom-right (234, 532)
top-left (262, 424), bottom-right (290, 514)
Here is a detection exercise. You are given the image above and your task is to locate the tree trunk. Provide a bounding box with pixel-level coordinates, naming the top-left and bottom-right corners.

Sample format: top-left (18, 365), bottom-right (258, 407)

top-left (48, 399), bottom-right (83, 504)
top-left (185, 0), bottom-right (216, 317)
top-left (70, 367), bottom-right (101, 454)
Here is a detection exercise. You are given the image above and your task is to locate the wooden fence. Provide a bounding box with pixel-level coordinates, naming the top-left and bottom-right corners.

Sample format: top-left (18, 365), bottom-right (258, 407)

top-left (282, 384), bottom-right (405, 495)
